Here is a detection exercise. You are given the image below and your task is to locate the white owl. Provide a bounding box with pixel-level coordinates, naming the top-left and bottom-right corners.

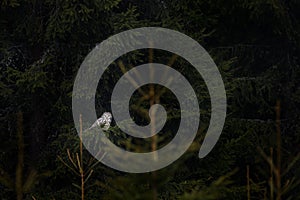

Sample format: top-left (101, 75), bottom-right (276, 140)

top-left (89, 112), bottom-right (112, 131)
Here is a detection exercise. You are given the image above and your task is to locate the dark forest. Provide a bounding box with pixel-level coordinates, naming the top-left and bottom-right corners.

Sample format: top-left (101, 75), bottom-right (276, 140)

top-left (1, 0), bottom-right (300, 199)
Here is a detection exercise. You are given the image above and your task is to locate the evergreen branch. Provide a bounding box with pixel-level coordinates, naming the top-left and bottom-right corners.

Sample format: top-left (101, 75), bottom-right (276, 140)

top-left (57, 156), bottom-right (80, 176)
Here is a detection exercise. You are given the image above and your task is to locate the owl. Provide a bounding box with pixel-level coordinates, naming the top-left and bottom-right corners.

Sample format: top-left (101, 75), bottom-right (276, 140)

top-left (89, 112), bottom-right (112, 131)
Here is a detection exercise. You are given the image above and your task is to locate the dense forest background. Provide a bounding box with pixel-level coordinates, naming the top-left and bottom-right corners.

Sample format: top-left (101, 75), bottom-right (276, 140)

top-left (1, 0), bottom-right (300, 199)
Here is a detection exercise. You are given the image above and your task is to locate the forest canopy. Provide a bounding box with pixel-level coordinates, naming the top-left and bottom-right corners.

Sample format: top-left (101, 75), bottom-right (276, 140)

top-left (0, 0), bottom-right (300, 199)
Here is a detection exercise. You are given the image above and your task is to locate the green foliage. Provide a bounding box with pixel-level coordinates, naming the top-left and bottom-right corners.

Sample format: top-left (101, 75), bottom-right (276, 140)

top-left (0, 0), bottom-right (300, 199)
